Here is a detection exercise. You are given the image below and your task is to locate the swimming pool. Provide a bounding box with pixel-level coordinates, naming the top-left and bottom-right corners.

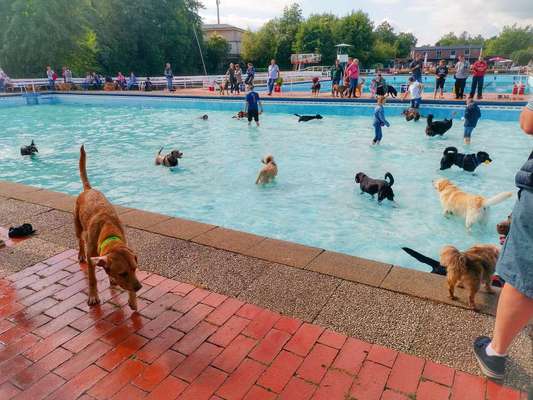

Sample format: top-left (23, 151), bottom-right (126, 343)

top-left (278, 74), bottom-right (529, 94)
top-left (0, 94), bottom-right (527, 271)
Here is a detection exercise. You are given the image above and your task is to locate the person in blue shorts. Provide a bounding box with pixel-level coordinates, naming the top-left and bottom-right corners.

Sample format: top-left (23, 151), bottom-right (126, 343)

top-left (372, 96), bottom-right (390, 145)
top-left (244, 85), bottom-right (263, 126)
top-left (463, 98), bottom-right (481, 144)
top-left (473, 101), bottom-right (533, 381)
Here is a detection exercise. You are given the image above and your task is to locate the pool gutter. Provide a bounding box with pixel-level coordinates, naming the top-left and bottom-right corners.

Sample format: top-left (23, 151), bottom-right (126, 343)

top-left (0, 179), bottom-right (501, 317)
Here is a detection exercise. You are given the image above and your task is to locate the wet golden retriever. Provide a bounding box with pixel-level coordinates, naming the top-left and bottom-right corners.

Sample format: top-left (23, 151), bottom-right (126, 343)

top-left (255, 155), bottom-right (277, 184)
top-left (433, 179), bottom-right (512, 230)
top-left (440, 244), bottom-right (499, 310)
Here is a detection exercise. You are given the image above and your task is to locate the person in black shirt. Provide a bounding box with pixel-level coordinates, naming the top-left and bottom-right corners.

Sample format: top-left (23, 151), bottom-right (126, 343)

top-left (410, 54), bottom-right (424, 82)
top-left (434, 59), bottom-right (448, 99)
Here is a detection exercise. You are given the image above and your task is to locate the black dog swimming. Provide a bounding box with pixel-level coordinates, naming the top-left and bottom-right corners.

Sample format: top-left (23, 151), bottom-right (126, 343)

top-left (402, 108), bottom-right (420, 122)
top-left (426, 114), bottom-right (454, 136)
top-left (20, 140), bottom-right (38, 156)
top-left (294, 114), bottom-right (323, 122)
top-left (440, 146), bottom-right (492, 172)
top-left (155, 147), bottom-right (183, 167)
top-left (354, 172), bottom-right (395, 202)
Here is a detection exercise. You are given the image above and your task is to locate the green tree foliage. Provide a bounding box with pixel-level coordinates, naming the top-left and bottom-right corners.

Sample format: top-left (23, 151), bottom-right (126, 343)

top-left (436, 31), bottom-right (485, 46)
top-left (374, 21), bottom-right (396, 44)
top-left (394, 32), bottom-right (417, 58)
top-left (334, 11), bottom-right (374, 64)
top-left (511, 47), bottom-right (533, 65)
top-left (294, 14), bottom-right (338, 65)
top-left (205, 34), bottom-right (230, 73)
top-left (275, 4), bottom-right (304, 68)
top-left (0, 0), bottom-right (94, 77)
top-left (484, 25), bottom-right (533, 57)
top-left (241, 22), bottom-right (279, 68)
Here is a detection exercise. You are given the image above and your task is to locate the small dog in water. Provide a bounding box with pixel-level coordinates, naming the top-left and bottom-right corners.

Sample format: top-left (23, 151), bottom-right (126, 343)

top-left (433, 178), bottom-right (512, 230)
top-left (402, 108), bottom-right (420, 122)
top-left (440, 147), bottom-right (492, 172)
top-left (440, 244), bottom-right (499, 310)
top-left (233, 111), bottom-right (248, 119)
top-left (155, 147), bottom-right (183, 167)
top-left (426, 113), bottom-right (455, 136)
top-left (256, 154), bottom-right (277, 184)
top-left (20, 140), bottom-right (38, 156)
top-left (294, 114), bottom-right (323, 122)
top-left (355, 172), bottom-right (395, 202)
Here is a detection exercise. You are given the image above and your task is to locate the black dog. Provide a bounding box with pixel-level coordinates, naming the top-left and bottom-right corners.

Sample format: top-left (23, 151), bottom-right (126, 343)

top-left (355, 172), bottom-right (395, 202)
top-left (295, 114), bottom-right (323, 122)
top-left (426, 114), bottom-right (454, 136)
top-left (386, 86), bottom-right (398, 98)
top-left (155, 147), bottom-right (183, 167)
top-left (440, 146), bottom-right (492, 172)
top-left (20, 140), bottom-right (38, 156)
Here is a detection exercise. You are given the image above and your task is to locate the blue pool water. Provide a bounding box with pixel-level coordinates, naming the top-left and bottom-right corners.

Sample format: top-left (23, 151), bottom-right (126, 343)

top-left (278, 74), bottom-right (529, 94)
top-left (0, 94), bottom-right (528, 271)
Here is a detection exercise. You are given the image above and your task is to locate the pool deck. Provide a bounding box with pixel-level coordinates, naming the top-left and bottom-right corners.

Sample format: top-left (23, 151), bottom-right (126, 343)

top-left (1, 88), bottom-right (530, 106)
top-left (0, 180), bottom-right (531, 399)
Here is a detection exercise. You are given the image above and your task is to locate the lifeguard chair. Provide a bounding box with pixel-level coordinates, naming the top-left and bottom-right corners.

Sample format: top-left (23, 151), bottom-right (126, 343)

top-left (290, 53), bottom-right (322, 71)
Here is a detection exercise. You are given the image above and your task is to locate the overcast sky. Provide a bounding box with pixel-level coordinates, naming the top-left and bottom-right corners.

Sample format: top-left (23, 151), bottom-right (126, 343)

top-left (199, 0), bottom-right (533, 45)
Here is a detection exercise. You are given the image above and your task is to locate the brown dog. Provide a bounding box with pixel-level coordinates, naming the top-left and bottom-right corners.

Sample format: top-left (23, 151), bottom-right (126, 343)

top-left (155, 147), bottom-right (183, 168)
top-left (440, 244), bottom-right (499, 310)
top-left (75, 145), bottom-right (142, 310)
top-left (255, 154), bottom-right (278, 184)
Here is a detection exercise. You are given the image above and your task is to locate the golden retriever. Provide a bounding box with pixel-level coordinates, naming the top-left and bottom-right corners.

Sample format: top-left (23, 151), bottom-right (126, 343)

top-left (433, 179), bottom-right (512, 230)
top-left (440, 244), bottom-right (499, 310)
top-left (255, 155), bottom-right (277, 184)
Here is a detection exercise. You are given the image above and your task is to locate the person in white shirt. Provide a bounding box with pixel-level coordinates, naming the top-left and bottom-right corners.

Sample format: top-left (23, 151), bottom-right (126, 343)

top-left (267, 59), bottom-right (279, 95)
top-left (402, 77), bottom-right (423, 108)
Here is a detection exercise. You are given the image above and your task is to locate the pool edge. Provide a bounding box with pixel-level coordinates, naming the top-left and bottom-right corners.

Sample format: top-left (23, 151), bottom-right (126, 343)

top-left (0, 179), bottom-right (501, 317)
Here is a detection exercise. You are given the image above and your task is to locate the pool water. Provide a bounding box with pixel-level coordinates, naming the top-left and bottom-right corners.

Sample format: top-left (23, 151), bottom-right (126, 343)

top-left (278, 74), bottom-right (529, 94)
top-left (0, 95), bottom-right (528, 271)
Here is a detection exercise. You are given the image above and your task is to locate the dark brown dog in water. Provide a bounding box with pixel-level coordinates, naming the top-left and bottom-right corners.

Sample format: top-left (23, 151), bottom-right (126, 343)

top-left (75, 145), bottom-right (142, 310)
top-left (155, 147), bottom-right (183, 167)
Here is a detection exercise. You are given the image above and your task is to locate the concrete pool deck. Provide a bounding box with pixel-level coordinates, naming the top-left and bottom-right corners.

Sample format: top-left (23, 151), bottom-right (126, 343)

top-left (0, 180), bottom-right (531, 397)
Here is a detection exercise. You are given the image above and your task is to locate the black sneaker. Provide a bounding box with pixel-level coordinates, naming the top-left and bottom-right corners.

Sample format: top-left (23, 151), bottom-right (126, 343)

top-left (473, 336), bottom-right (506, 380)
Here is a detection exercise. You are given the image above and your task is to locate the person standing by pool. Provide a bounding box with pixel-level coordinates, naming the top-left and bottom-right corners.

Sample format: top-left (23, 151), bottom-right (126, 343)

top-left (244, 85), bottom-right (263, 127)
top-left (164, 63), bottom-right (173, 91)
top-left (46, 66), bottom-right (55, 90)
top-left (0, 69), bottom-right (7, 92)
top-left (402, 77), bottom-right (423, 109)
top-left (410, 54), bottom-right (424, 82)
top-left (454, 55), bottom-right (469, 99)
top-left (434, 60), bottom-right (448, 99)
top-left (225, 63), bottom-right (236, 94)
top-left (235, 64), bottom-right (243, 94)
top-left (330, 59), bottom-right (343, 97)
top-left (463, 98), bottom-right (481, 145)
top-left (469, 56), bottom-right (488, 100)
top-left (267, 59), bottom-right (279, 96)
top-left (127, 72), bottom-right (138, 90)
top-left (372, 96), bottom-right (390, 145)
top-left (473, 100), bottom-right (533, 381)
top-left (245, 63), bottom-right (255, 88)
top-left (345, 58), bottom-right (360, 98)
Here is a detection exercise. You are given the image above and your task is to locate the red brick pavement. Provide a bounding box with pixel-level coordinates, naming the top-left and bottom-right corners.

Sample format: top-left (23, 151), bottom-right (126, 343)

top-left (0, 250), bottom-right (525, 399)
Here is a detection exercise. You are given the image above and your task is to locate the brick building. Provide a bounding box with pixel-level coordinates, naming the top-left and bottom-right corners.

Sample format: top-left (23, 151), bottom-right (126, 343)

top-left (410, 45), bottom-right (483, 65)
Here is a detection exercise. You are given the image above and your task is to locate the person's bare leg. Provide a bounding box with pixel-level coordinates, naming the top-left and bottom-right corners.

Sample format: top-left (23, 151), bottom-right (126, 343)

top-left (491, 283), bottom-right (533, 354)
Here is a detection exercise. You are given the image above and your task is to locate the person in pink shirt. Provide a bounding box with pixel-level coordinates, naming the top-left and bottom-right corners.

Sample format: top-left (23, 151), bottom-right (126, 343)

top-left (469, 56), bottom-right (488, 99)
top-left (345, 58), bottom-right (360, 98)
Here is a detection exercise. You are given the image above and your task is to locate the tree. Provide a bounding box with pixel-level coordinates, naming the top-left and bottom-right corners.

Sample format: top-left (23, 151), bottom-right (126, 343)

top-left (511, 47), bottom-right (533, 65)
top-left (484, 25), bottom-right (533, 57)
top-left (294, 14), bottom-right (338, 65)
top-left (0, 0), bottom-right (94, 77)
top-left (274, 3), bottom-right (303, 68)
top-left (241, 22), bottom-right (279, 67)
top-left (335, 11), bottom-right (374, 65)
top-left (394, 32), bottom-right (417, 58)
top-left (205, 34), bottom-right (230, 74)
top-left (374, 21), bottom-right (396, 44)
top-left (436, 31), bottom-right (484, 46)
top-left (372, 40), bottom-right (396, 65)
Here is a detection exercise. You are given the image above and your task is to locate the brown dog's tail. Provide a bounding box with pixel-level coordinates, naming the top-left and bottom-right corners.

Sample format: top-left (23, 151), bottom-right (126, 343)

top-left (79, 145), bottom-right (92, 190)
top-left (440, 246), bottom-right (467, 277)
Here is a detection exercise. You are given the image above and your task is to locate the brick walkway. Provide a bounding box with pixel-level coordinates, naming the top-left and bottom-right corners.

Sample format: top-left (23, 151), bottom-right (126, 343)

top-left (0, 250), bottom-right (525, 400)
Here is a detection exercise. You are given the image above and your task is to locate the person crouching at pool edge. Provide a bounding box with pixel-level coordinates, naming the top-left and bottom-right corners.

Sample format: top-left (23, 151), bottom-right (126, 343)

top-left (244, 85), bottom-right (263, 127)
top-left (372, 96), bottom-right (390, 145)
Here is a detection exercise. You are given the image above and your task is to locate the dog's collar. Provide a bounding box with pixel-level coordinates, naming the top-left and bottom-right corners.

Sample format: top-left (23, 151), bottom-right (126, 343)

top-left (98, 235), bottom-right (122, 256)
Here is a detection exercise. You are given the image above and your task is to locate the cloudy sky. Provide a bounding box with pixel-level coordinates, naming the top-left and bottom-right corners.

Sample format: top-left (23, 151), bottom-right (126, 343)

top-left (199, 0), bottom-right (533, 45)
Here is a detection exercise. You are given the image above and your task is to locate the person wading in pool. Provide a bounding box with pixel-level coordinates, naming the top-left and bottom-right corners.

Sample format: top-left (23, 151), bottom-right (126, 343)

top-left (244, 85), bottom-right (263, 126)
top-left (372, 96), bottom-right (390, 145)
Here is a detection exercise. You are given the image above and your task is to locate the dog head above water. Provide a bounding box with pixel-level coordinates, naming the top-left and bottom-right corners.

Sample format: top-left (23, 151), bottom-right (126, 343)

top-left (315, 114), bottom-right (323, 119)
top-left (262, 154), bottom-right (275, 165)
top-left (477, 151), bottom-right (492, 164)
top-left (354, 172), bottom-right (366, 183)
top-left (21, 140), bottom-right (38, 156)
top-left (91, 246), bottom-right (142, 293)
top-left (433, 178), bottom-right (454, 193)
